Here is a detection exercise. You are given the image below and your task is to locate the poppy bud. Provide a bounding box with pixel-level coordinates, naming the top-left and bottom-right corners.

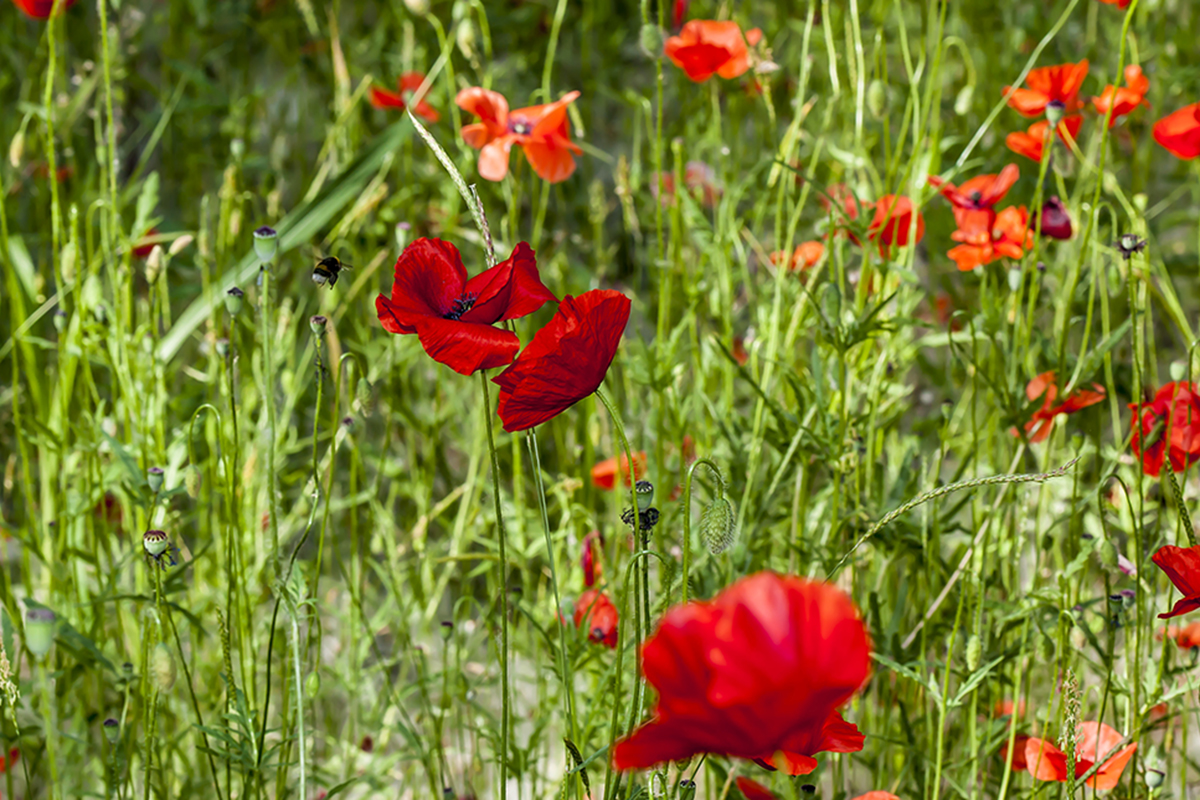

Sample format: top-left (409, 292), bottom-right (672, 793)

top-left (639, 23), bottom-right (665, 59)
top-left (456, 19), bottom-right (477, 59)
top-left (1036, 197), bottom-right (1072, 240)
top-left (147, 467), bottom-right (164, 493)
top-left (252, 225), bottom-right (278, 262)
top-left (867, 79), bottom-right (887, 119)
top-left (230, 138), bottom-right (245, 161)
top-left (53, 309), bottom-right (68, 334)
top-left (1006, 268), bottom-right (1022, 293)
top-left (103, 717), bottom-right (120, 745)
top-left (1095, 536), bottom-right (1119, 569)
top-left (699, 494), bottom-right (737, 555)
top-left (305, 671), bottom-right (320, 699)
top-left (143, 529), bottom-right (170, 557)
top-left (151, 643), bottom-right (176, 692)
top-left (820, 282), bottom-right (841, 323)
top-left (440, 620), bottom-right (454, 641)
top-left (24, 607), bottom-right (56, 659)
top-left (954, 85), bottom-right (974, 116)
top-left (403, 0), bottom-right (430, 14)
top-left (635, 480), bottom-right (655, 512)
top-left (8, 129), bottom-right (23, 168)
top-left (225, 286), bottom-right (244, 316)
top-left (310, 315), bottom-right (328, 338)
top-left (215, 338), bottom-right (231, 359)
top-left (1146, 769), bottom-right (1165, 790)
top-left (169, 234), bottom-right (194, 257)
top-left (355, 377), bottom-right (375, 415)
top-left (145, 245), bottom-right (164, 285)
top-left (61, 240), bottom-right (77, 284)
top-left (185, 465), bottom-right (202, 498)
top-left (965, 633), bottom-right (981, 672)
top-left (677, 780), bottom-right (696, 800)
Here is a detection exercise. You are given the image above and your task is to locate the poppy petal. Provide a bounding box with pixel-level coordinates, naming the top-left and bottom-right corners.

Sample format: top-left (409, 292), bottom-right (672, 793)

top-left (735, 777), bottom-right (779, 800)
top-left (1025, 737), bottom-right (1070, 782)
top-left (479, 138), bottom-right (514, 182)
top-left (1153, 103), bottom-right (1200, 160)
top-left (456, 86), bottom-right (509, 127)
top-left (413, 317), bottom-right (520, 376)
top-left (370, 87), bottom-right (405, 109)
top-left (383, 238), bottom-right (468, 324)
top-left (522, 138), bottom-right (580, 183)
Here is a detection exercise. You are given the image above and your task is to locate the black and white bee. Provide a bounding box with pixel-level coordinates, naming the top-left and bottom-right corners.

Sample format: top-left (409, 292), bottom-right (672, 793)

top-left (312, 256), bottom-right (352, 287)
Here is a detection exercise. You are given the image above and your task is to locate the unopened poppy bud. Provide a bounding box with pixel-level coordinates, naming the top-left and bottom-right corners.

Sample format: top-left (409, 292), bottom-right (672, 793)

top-left (215, 338), bottom-right (231, 358)
top-left (61, 240), bottom-right (77, 284)
top-left (145, 245), bottom-right (164, 285)
top-left (143, 529), bottom-right (169, 557)
top-left (230, 138), bottom-right (245, 161)
top-left (965, 633), bottom-right (981, 671)
top-left (103, 717), bottom-right (120, 745)
top-left (8, 129), bottom-right (23, 168)
top-left (147, 467), bottom-right (164, 493)
top-left (185, 465), bottom-right (202, 498)
top-left (53, 309), bottom-right (68, 333)
top-left (1095, 536), bottom-right (1119, 568)
top-left (867, 79), bottom-right (887, 118)
top-left (403, 0), bottom-right (430, 14)
top-left (440, 620), bottom-right (454, 641)
top-left (820, 282), bottom-right (841, 322)
top-left (355, 377), bottom-right (375, 414)
top-left (305, 671), bottom-right (320, 699)
top-left (456, 19), bottom-right (477, 59)
top-left (252, 225), bottom-right (278, 262)
top-left (151, 643), bottom-right (176, 692)
top-left (677, 780), bottom-right (696, 800)
top-left (395, 221), bottom-right (411, 250)
top-left (635, 480), bottom-right (655, 512)
top-left (310, 315), bottom-right (328, 338)
top-left (639, 23), bottom-right (665, 59)
top-left (700, 495), bottom-right (737, 555)
top-left (225, 286), bottom-right (244, 316)
top-left (1146, 768), bottom-right (1166, 790)
top-left (169, 234), bottom-right (194, 257)
top-left (25, 607), bottom-right (56, 658)
top-left (954, 85), bottom-right (974, 116)
top-left (1037, 197), bottom-right (1072, 240)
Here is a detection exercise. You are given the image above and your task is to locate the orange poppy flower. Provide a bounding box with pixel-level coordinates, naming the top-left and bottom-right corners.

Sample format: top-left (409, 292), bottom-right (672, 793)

top-left (995, 699), bottom-right (1027, 718)
top-left (1005, 115), bottom-right (1083, 162)
top-left (371, 73), bottom-right (440, 123)
top-left (770, 240), bottom-right (825, 272)
top-left (1092, 65), bottom-right (1149, 125)
top-left (1019, 370), bottom-right (1105, 443)
top-left (1025, 721), bottom-right (1137, 791)
top-left (591, 451), bottom-right (648, 490)
top-left (1153, 102), bottom-right (1200, 160)
top-left (456, 88), bottom-right (583, 183)
top-left (664, 20), bottom-right (763, 82)
top-left (1172, 621), bottom-right (1200, 649)
top-left (1096, 0), bottom-right (1131, 7)
top-left (928, 164), bottom-right (1019, 234)
top-left (947, 205), bottom-right (1032, 272)
top-left (821, 183), bottom-right (862, 222)
top-left (1004, 60), bottom-right (1089, 117)
top-left (867, 195), bottom-right (924, 257)
top-left (1002, 734), bottom-right (1032, 771)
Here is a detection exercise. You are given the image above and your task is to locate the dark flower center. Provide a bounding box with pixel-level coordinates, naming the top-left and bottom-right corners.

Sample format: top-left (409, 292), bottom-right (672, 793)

top-left (968, 190), bottom-right (983, 205)
top-left (508, 119), bottom-right (533, 135)
top-left (443, 293), bottom-right (478, 321)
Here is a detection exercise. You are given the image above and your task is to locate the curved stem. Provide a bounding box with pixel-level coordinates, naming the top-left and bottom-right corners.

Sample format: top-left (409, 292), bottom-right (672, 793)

top-left (478, 372), bottom-right (509, 800)
top-left (681, 458), bottom-right (727, 605)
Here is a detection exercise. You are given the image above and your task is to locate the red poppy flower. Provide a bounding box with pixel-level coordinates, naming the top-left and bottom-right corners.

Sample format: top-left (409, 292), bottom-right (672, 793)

top-left (457, 87), bottom-right (582, 183)
top-left (573, 590), bottom-right (618, 648)
top-left (867, 195), bottom-right (924, 258)
top-left (664, 20), bottom-right (763, 82)
top-left (1172, 621), bottom-right (1200, 648)
top-left (1025, 722), bottom-right (1137, 791)
top-left (1002, 734), bottom-right (1031, 771)
top-left (370, 72), bottom-right (440, 123)
top-left (1130, 382), bottom-right (1200, 477)
top-left (611, 572), bottom-right (871, 775)
top-left (581, 531), bottom-right (603, 587)
top-left (736, 778), bottom-right (779, 800)
top-left (132, 228), bottom-right (160, 259)
top-left (821, 183), bottom-right (863, 222)
top-left (0, 747), bottom-right (18, 773)
top-left (1005, 61), bottom-right (1089, 117)
top-left (948, 206), bottom-right (1033, 272)
top-left (591, 451), bottom-right (648, 490)
top-left (928, 164), bottom-right (1020, 235)
top-left (492, 289), bottom-right (632, 433)
top-left (1019, 371), bottom-right (1105, 443)
top-left (672, 0), bottom-right (689, 28)
top-left (1096, 0), bottom-right (1131, 8)
top-left (732, 337), bottom-right (750, 365)
top-left (1006, 116), bottom-right (1083, 162)
top-left (770, 241), bottom-right (825, 272)
top-left (655, 161), bottom-right (722, 208)
top-left (12, 0), bottom-right (76, 17)
top-left (375, 238), bottom-right (557, 376)
top-left (1152, 545), bottom-right (1200, 618)
top-left (1092, 65), bottom-right (1149, 125)
top-left (1153, 102), bottom-right (1200, 160)
top-left (851, 793), bottom-right (900, 800)
top-left (1034, 196), bottom-right (1073, 240)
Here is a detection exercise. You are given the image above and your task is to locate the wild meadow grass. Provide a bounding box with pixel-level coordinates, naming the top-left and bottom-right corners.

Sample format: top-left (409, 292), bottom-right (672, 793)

top-left (4, 0), bottom-right (1200, 798)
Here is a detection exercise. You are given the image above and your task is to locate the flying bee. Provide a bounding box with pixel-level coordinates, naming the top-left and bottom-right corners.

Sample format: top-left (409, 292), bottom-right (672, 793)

top-left (312, 256), bottom-right (352, 287)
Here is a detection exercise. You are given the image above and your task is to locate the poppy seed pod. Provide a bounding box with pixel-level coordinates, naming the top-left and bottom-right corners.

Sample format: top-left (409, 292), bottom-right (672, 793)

top-left (24, 607), bottom-right (56, 658)
top-left (677, 780), bottom-right (696, 800)
top-left (305, 671), bottom-right (320, 700)
top-left (1044, 99), bottom-right (1067, 127)
top-left (185, 465), bottom-right (202, 498)
top-left (102, 717), bottom-right (120, 745)
top-left (639, 23), bottom-right (665, 59)
top-left (867, 79), bottom-right (887, 119)
top-left (700, 494), bottom-right (737, 555)
top-left (224, 286), bottom-right (244, 316)
top-left (1146, 768), bottom-right (1166, 790)
top-left (252, 226), bottom-right (278, 262)
top-left (635, 480), bottom-right (655, 512)
top-left (143, 530), bottom-right (170, 557)
top-left (147, 467), bottom-right (164, 493)
top-left (215, 338), bottom-right (231, 358)
top-left (1037, 197), bottom-right (1073, 240)
top-left (310, 315), bottom-right (328, 338)
top-left (151, 643), bottom-right (176, 692)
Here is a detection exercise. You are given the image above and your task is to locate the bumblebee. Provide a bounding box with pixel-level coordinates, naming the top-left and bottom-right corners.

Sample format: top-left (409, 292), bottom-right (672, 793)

top-left (312, 256), bottom-right (351, 287)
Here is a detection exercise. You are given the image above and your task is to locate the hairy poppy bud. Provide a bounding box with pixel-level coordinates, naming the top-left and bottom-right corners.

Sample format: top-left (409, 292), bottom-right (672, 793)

top-left (103, 717), bottom-right (120, 745)
top-left (456, 19), bottom-right (477, 59)
top-left (24, 607), bottom-right (56, 658)
top-left (639, 24), bottom-right (665, 59)
top-left (252, 226), bottom-right (278, 262)
top-left (169, 234), bottom-right (193, 257)
top-left (700, 494), bottom-right (737, 555)
top-left (145, 245), bottom-right (164, 285)
top-left (965, 633), bottom-right (981, 672)
top-left (185, 465), bottom-right (202, 498)
top-left (8, 129), bottom-right (23, 168)
top-left (61, 240), bottom-right (77, 284)
top-left (53, 309), bottom-right (68, 333)
top-left (143, 530), bottom-right (169, 557)
top-left (147, 467), bottom-right (164, 493)
top-left (225, 286), bottom-right (244, 316)
top-left (151, 643), bottom-right (176, 692)
top-left (305, 671), bottom-right (320, 699)
top-left (355, 377), bottom-right (375, 415)
top-left (954, 85), bottom-right (974, 116)
top-left (867, 79), bottom-right (887, 119)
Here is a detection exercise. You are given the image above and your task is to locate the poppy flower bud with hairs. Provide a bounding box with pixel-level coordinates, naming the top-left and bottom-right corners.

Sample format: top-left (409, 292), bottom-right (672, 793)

top-left (151, 643), bottom-right (176, 692)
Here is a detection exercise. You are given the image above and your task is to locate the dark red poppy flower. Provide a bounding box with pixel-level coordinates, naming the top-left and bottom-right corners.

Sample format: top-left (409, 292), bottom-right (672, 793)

top-left (867, 195), bottom-right (924, 258)
top-left (457, 88), bottom-right (582, 182)
top-left (948, 206), bottom-right (1032, 272)
top-left (1092, 65), bottom-right (1149, 125)
top-left (132, 228), bottom-right (161, 259)
top-left (12, 0), bottom-right (76, 17)
top-left (1096, 0), bottom-right (1131, 8)
top-left (573, 590), bottom-right (618, 648)
top-left (1130, 382), bottom-right (1200, 477)
top-left (736, 777), bottom-right (778, 800)
top-left (1019, 371), bottom-right (1105, 443)
top-left (1034, 196), bottom-right (1073, 239)
top-left (928, 164), bottom-right (1019, 234)
top-left (1025, 722), bottom-right (1136, 791)
top-left (591, 451), bottom-right (648, 490)
top-left (1152, 545), bottom-right (1200, 618)
top-left (672, 0), bottom-right (689, 28)
top-left (1153, 102), bottom-right (1200, 160)
top-left (370, 73), bottom-right (440, 123)
top-left (664, 20), bottom-right (763, 82)
top-left (376, 238), bottom-right (556, 376)
top-left (581, 531), bottom-right (603, 587)
top-left (492, 289), bottom-right (632, 433)
top-left (611, 572), bottom-right (870, 775)
top-left (1005, 61), bottom-right (1089, 117)
top-left (1006, 116), bottom-right (1084, 162)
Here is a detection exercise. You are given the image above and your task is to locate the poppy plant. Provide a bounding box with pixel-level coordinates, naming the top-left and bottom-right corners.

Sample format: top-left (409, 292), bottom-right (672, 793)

top-left (947, 206), bottom-right (1032, 272)
top-left (370, 73), bottom-right (440, 123)
top-left (591, 451), bottom-right (648, 490)
top-left (770, 241), bottom-right (825, 272)
top-left (1151, 545), bottom-right (1200, 618)
top-left (375, 238), bottom-right (557, 376)
top-left (1002, 734), bottom-right (1032, 771)
top-left (664, 20), bottom-right (763, 82)
top-left (1006, 116), bottom-right (1084, 162)
top-left (1020, 371), bottom-right (1105, 443)
top-left (1004, 61), bottom-right (1089, 117)
top-left (1152, 102), bottom-right (1200, 160)
top-left (611, 572), bottom-right (871, 775)
top-left (868, 195), bottom-right (924, 258)
top-left (492, 289), bottom-right (631, 433)
top-left (928, 163), bottom-right (1020, 234)
top-left (1025, 722), bottom-right (1137, 791)
top-left (573, 590), bottom-right (618, 648)
top-left (12, 0), bottom-right (76, 18)
top-left (457, 87), bottom-right (583, 183)
top-left (1092, 65), bottom-right (1149, 125)
top-left (1129, 382), bottom-right (1200, 477)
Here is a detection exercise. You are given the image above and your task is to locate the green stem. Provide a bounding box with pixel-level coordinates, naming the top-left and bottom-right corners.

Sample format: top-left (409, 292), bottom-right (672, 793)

top-left (38, 660), bottom-right (61, 800)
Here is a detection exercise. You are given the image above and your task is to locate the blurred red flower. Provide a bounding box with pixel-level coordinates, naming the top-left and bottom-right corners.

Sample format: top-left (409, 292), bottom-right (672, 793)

top-left (1020, 371), bottom-right (1105, 443)
top-left (850, 794), bottom-right (900, 800)
top-left (457, 88), bottom-right (582, 182)
top-left (591, 451), bottom-right (648, 490)
top-left (370, 73), bottom-right (440, 123)
top-left (770, 241), bottom-right (825, 272)
top-left (655, 161), bottom-right (722, 208)
top-left (1006, 116), bottom-right (1083, 161)
top-left (1005, 61), bottom-right (1089, 117)
top-left (672, 0), bottom-right (689, 28)
top-left (1152, 545), bottom-right (1200, 618)
top-left (0, 747), bottom-right (18, 773)
top-left (1002, 734), bottom-right (1031, 771)
top-left (493, 290), bottom-right (632, 432)
top-left (1096, 0), bottom-right (1131, 8)
top-left (928, 164), bottom-right (1019, 234)
top-left (868, 195), bottom-right (924, 258)
top-left (948, 206), bottom-right (1032, 272)
top-left (1025, 722), bottom-right (1136, 791)
top-left (1153, 102), bottom-right (1200, 160)
top-left (821, 183), bottom-right (863, 222)
top-left (1130, 382), bottom-right (1200, 477)
top-left (611, 572), bottom-right (870, 775)
top-left (581, 531), bottom-right (603, 587)
top-left (574, 590), bottom-right (618, 648)
top-left (132, 229), bottom-right (161, 259)
top-left (664, 20), bottom-right (763, 82)
top-left (1092, 65), bottom-right (1149, 125)
top-left (12, 0), bottom-right (75, 17)
top-left (375, 238), bottom-right (556, 375)
top-left (736, 777), bottom-right (778, 800)
top-left (1034, 196), bottom-right (1074, 240)
top-left (1171, 621), bottom-right (1200, 648)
